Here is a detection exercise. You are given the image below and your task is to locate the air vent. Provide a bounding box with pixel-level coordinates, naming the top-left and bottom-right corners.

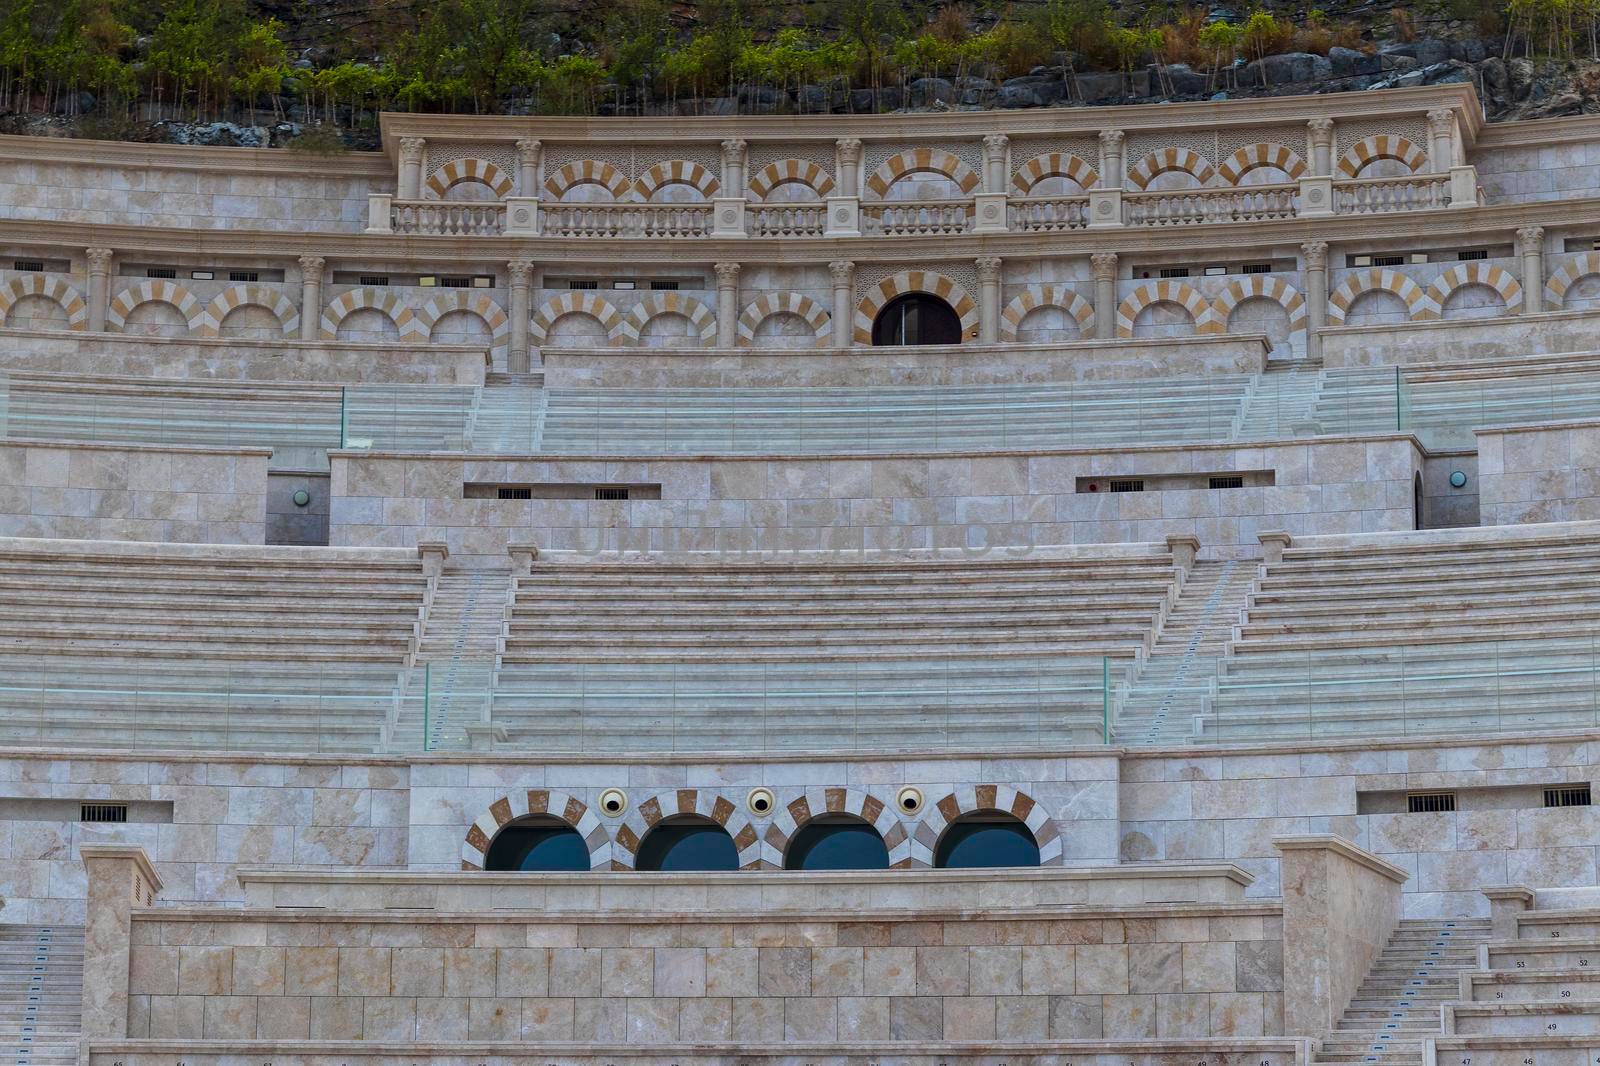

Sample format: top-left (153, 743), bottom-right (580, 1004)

top-left (146, 267), bottom-right (177, 279)
top-left (13, 259), bottom-right (43, 272)
top-left (229, 270), bottom-right (259, 282)
top-left (438, 276), bottom-right (471, 288)
top-left (569, 280), bottom-right (599, 290)
top-left (1109, 479), bottom-right (1144, 493)
top-left (649, 280), bottom-right (680, 291)
top-left (595, 487), bottom-right (631, 501)
top-left (1209, 475), bottom-right (1245, 490)
top-left (1546, 785), bottom-right (1591, 808)
top-left (359, 275), bottom-right (390, 287)
top-left (1242, 263), bottom-right (1273, 275)
top-left (1371, 254), bottom-right (1405, 268)
top-left (1407, 792), bottom-right (1456, 813)
top-left (1158, 267), bottom-right (1190, 279)
top-left (496, 486), bottom-right (532, 500)
top-left (80, 803), bottom-right (128, 823)
top-left (1457, 249), bottom-right (1488, 261)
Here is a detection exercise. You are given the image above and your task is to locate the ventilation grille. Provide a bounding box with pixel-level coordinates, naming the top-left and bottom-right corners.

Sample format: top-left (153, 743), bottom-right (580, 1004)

top-left (80, 803), bottom-right (128, 823)
top-left (650, 280), bottom-right (680, 291)
top-left (1158, 267), bottom-right (1190, 279)
top-left (497, 486), bottom-right (532, 500)
top-left (359, 275), bottom-right (390, 287)
top-left (1407, 792), bottom-right (1456, 813)
top-left (229, 270), bottom-right (259, 282)
top-left (1371, 254), bottom-right (1405, 268)
top-left (146, 267), bottom-right (177, 279)
top-left (13, 259), bottom-right (43, 272)
top-left (1109, 479), bottom-right (1145, 493)
top-left (1457, 249), bottom-right (1488, 261)
top-left (1209, 475), bottom-right (1245, 490)
top-left (569, 280), bottom-right (599, 290)
top-left (1546, 785), bottom-right (1592, 808)
top-left (595, 487), bottom-right (631, 501)
top-left (438, 276), bottom-right (471, 288)
top-left (1242, 263), bottom-right (1272, 275)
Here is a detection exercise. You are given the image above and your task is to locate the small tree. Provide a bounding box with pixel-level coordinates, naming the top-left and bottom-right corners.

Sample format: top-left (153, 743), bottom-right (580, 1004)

top-left (1198, 19), bottom-right (1241, 87)
top-left (232, 18), bottom-right (289, 124)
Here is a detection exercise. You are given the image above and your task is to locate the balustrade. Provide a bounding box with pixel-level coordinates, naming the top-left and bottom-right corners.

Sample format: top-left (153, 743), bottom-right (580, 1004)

top-left (1122, 185), bottom-right (1299, 226)
top-left (747, 203), bottom-right (828, 237)
top-left (1008, 196), bottom-right (1090, 232)
top-left (1334, 173), bottom-right (1451, 215)
top-left (389, 199), bottom-right (506, 236)
top-left (861, 199), bottom-right (973, 236)
top-left (539, 202), bottom-right (713, 238)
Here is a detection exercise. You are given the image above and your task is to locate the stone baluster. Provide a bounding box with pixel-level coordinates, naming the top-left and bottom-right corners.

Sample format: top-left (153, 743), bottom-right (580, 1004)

top-left (298, 255), bottom-right (325, 342)
top-left (1517, 226), bottom-right (1545, 315)
top-left (829, 260), bottom-right (855, 347)
top-left (714, 262), bottom-right (741, 348)
top-left (508, 259), bottom-right (534, 373)
top-left (398, 137), bottom-right (426, 199)
top-left (976, 256), bottom-right (1003, 344)
top-left (85, 247), bottom-right (113, 333)
top-left (1301, 241), bottom-right (1329, 361)
top-left (1090, 252), bottom-right (1118, 340)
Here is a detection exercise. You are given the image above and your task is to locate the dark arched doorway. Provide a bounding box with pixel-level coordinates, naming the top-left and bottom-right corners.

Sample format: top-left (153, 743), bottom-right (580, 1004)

top-left (483, 816), bottom-right (591, 872)
top-left (784, 815), bottom-right (890, 871)
top-left (934, 811), bottom-right (1042, 869)
top-left (872, 293), bottom-right (962, 346)
top-left (635, 815), bottom-right (740, 872)
top-left (1413, 471), bottom-right (1424, 530)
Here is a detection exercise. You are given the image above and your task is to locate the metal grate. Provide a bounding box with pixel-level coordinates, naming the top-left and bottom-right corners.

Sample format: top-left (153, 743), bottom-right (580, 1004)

top-left (229, 270), bottom-right (259, 282)
top-left (595, 487), bottom-right (631, 501)
top-left (1242, 263), bottom-right (1273, 274)
top-left (1158, 267), bottom-right (1190, 279)
top-left (1108, 479), bottom-right (1145, 493)
top-left (650, 280), bottom-right (680, 290)
top-left (438, 276), bottom-right (472, 288)
top-left (1371, 254), bottom-right (1405, 267)
top-left (12, 259), bottom-right (43, 272)
top-left (1456, 249), bottom-right (1488, 261)
top-left (80, 803), bottom-right (128, 823)
top-left (569, 280), bottom-right (599, 290)
top-left (1209, 475), bottom-right (1245, 489)
top-left (1407, 792), bottom-right (1456, 813)
top-left (496, 486), bottom-right (532, 500)
top-left (1546, 785), bottom-right (1592, 808)
top-left (145, 267), bottom-right (177, 279)
top-left (359, 275), bottom-right (390, 287)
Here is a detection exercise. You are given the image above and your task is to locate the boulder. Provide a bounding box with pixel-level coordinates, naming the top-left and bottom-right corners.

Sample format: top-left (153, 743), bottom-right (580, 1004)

top-left (1243, 51), bottom-right (1332, 86)
top-left (1161, 63), bottom-right (1211, 95)
top-left (1451, 38), bottom-right (1493, 63)
top-left (1386, 38), bottom-right (1451, 66)
top-left (997, 82), bottom-right (1042, 108)
top-left (907, 77), bottom-right (955, 108)
top-left (1074, 72), bottom-right (1124, 102)
top-left (1329, 47), bottom-right (1381, 77)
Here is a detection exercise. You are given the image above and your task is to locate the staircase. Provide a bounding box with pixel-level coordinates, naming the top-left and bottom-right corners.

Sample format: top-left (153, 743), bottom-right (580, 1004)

top-left (1113, 558), bottom-right (1255, 745)
top-left (1314, 917), bottom-right (1492, 1065)
top-left (468, 379), bottom-right (543, 453)
top-left (392, 570), bottom-right (508, 752)
top-left (1234, 363), bottom-right (1326, 440)
top-left (0, 925), bottom-right (81, 1066)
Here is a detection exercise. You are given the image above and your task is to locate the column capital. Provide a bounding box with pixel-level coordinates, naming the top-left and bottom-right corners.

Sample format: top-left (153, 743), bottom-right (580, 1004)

top-left (975, 256), bottom-right (1003, 283)
top-left (515, 137), bottom-right (541, 156)
top-left (835, 138), bottom-right (862, 163)
top-left (398, 137), bottom-right (426, 162)
top-left (85, 247), bottom-right (114, 274)
top-left (828, 260), bottom-right (855, 285)
top-left (298, 254), bottom-right (326, 280)
top-left (1098, 129), bottom-right (1124, 149)
top-left (1300, 241), bottom-right (1329, 270)
top-left (1090, 251), bottom-right (1119, 281)
top-left (1516, 225), bottom-right (1546, 250)
top-left (1307, 116), bottom-right (1335, 139)
top-left (721, 138), bottom-right (747, 162)
top-left (714, 261), bottom-right (742, 286)
top-left (1427, 107), bottom-right (1455, 132)
top-left (508, 259), bottom-right (535, 286)
top-left (982, 133), bottom-right (1009, 157)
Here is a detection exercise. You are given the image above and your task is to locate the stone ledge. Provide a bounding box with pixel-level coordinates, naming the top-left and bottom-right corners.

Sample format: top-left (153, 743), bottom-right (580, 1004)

top-left (0, 534), bottom-right (421, 565)
top-left (1273, 834), bottom-right (1410, 884)
top-left (1283, 517), bottom-right (1600, 555)
top-left (80, 843), bottom-right (164, 893)
top-left (0, 437), bottom-right (273, 457)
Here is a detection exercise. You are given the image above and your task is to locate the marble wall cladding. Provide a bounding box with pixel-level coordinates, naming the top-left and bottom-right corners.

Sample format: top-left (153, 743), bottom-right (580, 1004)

top-left (123, 909), bottom-right (1285, 1042)
top-left (1473, 137), bottom-right (1600, 204)
top-left (1477, 421), bottom-right (1600, 526)
top-left (88, 1047), bottom-right (1310, 1066)
top-left (1321, 305), bottom-right (1600, 369)
top-left (330, 437), bottom-right (1423, 565)
top-left (0, 442), bottom-right (269, 544)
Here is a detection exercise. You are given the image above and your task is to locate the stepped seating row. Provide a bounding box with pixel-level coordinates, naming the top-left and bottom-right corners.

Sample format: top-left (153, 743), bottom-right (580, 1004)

top-left (491, 546), bottom-right (1180, 752)
top-left (0, 538), bottom-right (428, 753)
top-left (1194, 523), bottom-right (1600, 743)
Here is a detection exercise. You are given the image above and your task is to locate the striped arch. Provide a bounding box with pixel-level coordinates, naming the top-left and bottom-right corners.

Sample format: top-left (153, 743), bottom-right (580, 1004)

top-left (1544, 252), bottom-right (1600, 309)
top-left (634, 159), bottom-right (721, 201)
top-left (612, 789), bottom-right (766, 871)
top-left (1127, 147), bottom-right (1216, 191)
top-left (424, 157), bottom-right (514, 199)
top-left (914, 785), bottom-right (1063, 868)
top-left (1217, 143), bottom-right (1307, 185)
top-left (0, 274), bottom-right (87, 330)
top-left (1115, 280), bottom-right (1222, 337)
top-left (1211, 275), bottom-right (1308, 343)
top-left (616, 292), bottom-right (717, 346)
top-left (106, 280), bottom-right (204, 333)
top-left (1011, 152), bottom-right (1099, 195)
top-left (998, 284), bottom-right (1094, 342)
top-left (758, 788), bottom-right (909, 869)
top-left (852, 270), bottom-right (980, 345)
top-left (1327, 268), bottom-right (1439, 323)
top-left (415, 291), bottom-right (511, 347)
top-left (864, 149), bottom-right (980, 199)
top-left (1426, 262), bottom-right (1523, 317)
top-left (747, 158), bottom-right (836, 200)
top-left (1335, 135), bottom-right (1426, 178)
top-left (544, 159), bottom-right (631, 201)
top-left (460, 789), bottom-right (610, 871)
top-left (196, 284), bottom-right (298, 338)
top-left (318, 287), bottom-right (424, 340)
top-left (735, 291), bottom-right (830, 347)
top-left (529, 291), bottom-right (626, 345)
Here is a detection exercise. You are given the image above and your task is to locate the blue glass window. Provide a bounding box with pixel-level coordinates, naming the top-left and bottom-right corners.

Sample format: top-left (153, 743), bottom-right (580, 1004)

top-left (484, 817), bottom-right (590, 872)
top-left (636, 816), bottom-right (739, 871)
top-left (934, 813), bottom-right (1041, 869)
top-left (784, 816), bottom-right (890, 871)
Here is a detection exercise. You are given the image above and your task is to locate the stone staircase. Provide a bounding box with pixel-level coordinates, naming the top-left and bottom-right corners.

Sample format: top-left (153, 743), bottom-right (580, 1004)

top-left (392, 569), bottom-right (508, 752)
top-left (0, 925), bottom-right (81, 1066)
top-left (1234, 362), bottom-right (1326, 440)
top-left (1113, 558), bottom-right (1255, 745)
top-left (468, 379), bottom-right (543, 453)
top-left (1314, 917), bottom-right (1492, 1065)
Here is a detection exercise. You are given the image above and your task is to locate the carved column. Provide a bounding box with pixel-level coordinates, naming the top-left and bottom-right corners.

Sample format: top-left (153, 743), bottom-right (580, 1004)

top-left (85, 247), bottom-right (113, 333)
top-left (836, 138), bottom-right (863, 199)
top-left (829, 260), bottom-right (855, 347)
top-left (508, 259), bottom-right (534, 373)
top-left (1091, 252), bottom-right (1119, 341)
top-left (1427, 108), bottom-right (1456, 174)
top-left (515, 138), bottom-right (541, 197)
top-left (976, 256), bottom-right (1003, 345)
top-left (1306, 118), bottom-right (1335, 177)
top-left (721, 139), bottom-right (747, 198)
top-left (981, 134), bottom-right (1009, 195)
top-left (298, 255), bottom-right (325, 342)
top-left (398, 137), bottom-right (426, 199)
top-left (1096, 130), bottom-right (1125, 189)
top-left (1301, 241), bottom-right (1330, 361)
top-left (714, 262), bottom-right (741, 348)
top-left (1517, 226), bottom-right (1546, 315)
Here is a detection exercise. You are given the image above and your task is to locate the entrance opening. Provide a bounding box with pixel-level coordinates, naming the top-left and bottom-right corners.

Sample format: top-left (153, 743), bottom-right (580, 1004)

top-left (483, 816), bottom-right (590, 871)
top-left (784, 815), bottom-right (890, 871)
top-left (871, 292), bottom-right (962, 346)
top-left (933, 811), bottom-right (1042, 869)
top-left (635, 815), bottom-right (739, 871)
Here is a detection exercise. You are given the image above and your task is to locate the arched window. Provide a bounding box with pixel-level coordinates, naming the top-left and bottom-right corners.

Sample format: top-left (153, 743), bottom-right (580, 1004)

top-left (483, 816), bottom-right (590, 872)
top-left (784, 815), bottom-right (890, 871)
top-left (635, 815), bottom-right (739, 872)
top-left (934, 811), bottom-right (1042, 869)
top-left (872, 293), bottom-right (962, 346)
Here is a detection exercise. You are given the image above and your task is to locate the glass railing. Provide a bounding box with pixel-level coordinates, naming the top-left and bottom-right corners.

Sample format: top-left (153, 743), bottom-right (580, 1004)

top-left (338, 385), bottom-right (476, 452)
top-left (489, 655), bottom-right (1115, 753)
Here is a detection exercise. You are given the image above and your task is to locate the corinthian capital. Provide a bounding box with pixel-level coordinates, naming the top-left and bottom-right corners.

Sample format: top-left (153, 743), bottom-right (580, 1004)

top-left (508, 259), bottom-right (535, 286)
top-left (398, 137), bottom-right (426, 163)
top-left (721, 138), bottom-right (747, 164)
top-left (1090, 252), bottom-right (1119, 281)
top-left (714, 262), bottom-right (742, 287)
top-left (1098, 129), bottom-right (1124, 150)
top-left (515, 138), bottom-right (541, 160)
top-left (982, 133), bottom-right (1009, 158)
top-left (1307, 116), bottom-right (1335, 140)
top-left (1516, 225), bottom-right (1545, 253)
top-left (298, 255), bottom-right (326, 282)
top-left (1300, 241), bottom-right (1329, 270)
top-left (835, 138), bottom-right (862, 164)
top-left (1427, 108), bottom-right (1455, 133)
top-left (828, 260), bottom-right (855, 285)
top-left (975, 256), bottom-right (1003, 283)
top-left (85, 247), bottom-right (114, 275)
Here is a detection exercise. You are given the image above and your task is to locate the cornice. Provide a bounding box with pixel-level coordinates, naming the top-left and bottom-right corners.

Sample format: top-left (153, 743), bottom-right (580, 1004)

top-left (376, 84), bottom-right (1483, 154)
top-left (1473, 112), bottom-right (1600, 149)
top-left (0, 133), bottom-right (388, 176)
top-left (8, 197), bottom-right (1597, 266)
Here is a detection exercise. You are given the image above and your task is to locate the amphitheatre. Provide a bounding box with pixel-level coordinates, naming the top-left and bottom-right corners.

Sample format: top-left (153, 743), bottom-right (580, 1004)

top-left (7, 78), bottom-right (1600, 1066)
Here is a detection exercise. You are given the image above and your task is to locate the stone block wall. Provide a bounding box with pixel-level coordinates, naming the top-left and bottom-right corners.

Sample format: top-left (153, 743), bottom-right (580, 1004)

top-left (1477, 420), bottom-right (1600, 525)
